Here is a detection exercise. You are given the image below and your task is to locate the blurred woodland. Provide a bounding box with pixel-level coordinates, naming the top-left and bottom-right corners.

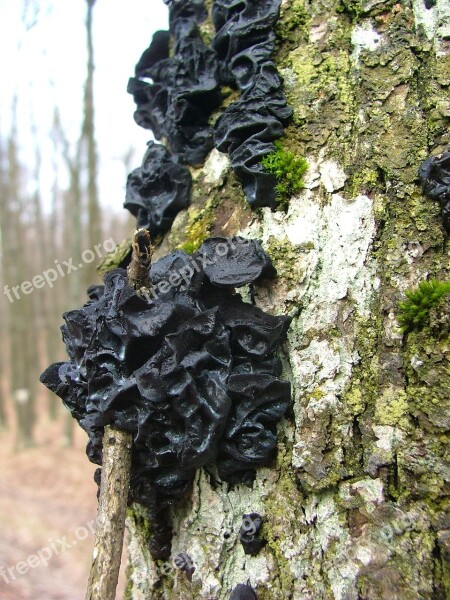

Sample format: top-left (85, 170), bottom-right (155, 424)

top-left (0, 0), bottom-right (134, 450)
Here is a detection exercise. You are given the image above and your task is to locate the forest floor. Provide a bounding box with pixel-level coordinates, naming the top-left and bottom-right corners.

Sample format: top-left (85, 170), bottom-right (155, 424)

top-left (0, 404), bottom-right (127, 600)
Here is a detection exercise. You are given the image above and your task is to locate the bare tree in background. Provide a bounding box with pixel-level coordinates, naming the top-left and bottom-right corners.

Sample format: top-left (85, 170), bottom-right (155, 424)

top-left (0, 105), bottom-right (36, 448)
top-left (0, 131), bottom-right (8, 429)
top-left (83, 0), bottom-right (101, 287)
top-left (29, 108), bottom-right (61, 420)
top-left (51, 108), bottom-right (85, 444)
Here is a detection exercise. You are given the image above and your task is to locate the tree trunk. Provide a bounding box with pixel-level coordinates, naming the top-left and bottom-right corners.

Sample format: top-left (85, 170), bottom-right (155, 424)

top-left (1, 111), bottom-right (36, 448)
top-left (0, 130), bottom-right (8, 429)
top-left (125, 1), bottom-right (450, 598)
top-left (30, 112), bottom-right (59, 419)
top-left (83, 0), bottom-right (102, 287)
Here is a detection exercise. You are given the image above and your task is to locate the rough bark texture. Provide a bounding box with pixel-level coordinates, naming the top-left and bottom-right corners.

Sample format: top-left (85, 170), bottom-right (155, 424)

top-left (86, 426), bottom-right (132, 600)
top-left (125, 0), bottom-right (450, 598)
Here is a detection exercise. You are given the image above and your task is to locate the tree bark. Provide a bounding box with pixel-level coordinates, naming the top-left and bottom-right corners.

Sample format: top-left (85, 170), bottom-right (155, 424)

top-left (125, 1), bottom-right (450, 598)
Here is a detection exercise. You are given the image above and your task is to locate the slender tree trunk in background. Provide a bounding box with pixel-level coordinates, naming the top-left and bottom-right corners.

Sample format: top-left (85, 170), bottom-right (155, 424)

top-left (125, 1), bottom-right (450, 599)
top-left (30, 114), bottom-right (59, 419)
top-left (2, 112), bottom-right (36, 448)
top-left (44, 128), bottom-right (64, 421)
top-left (0, 345), bottom-right (6, 429)
top-left (0, 134), bottom-right (9, 429)
top-left (53, 107), bottom-right (86, 444)
top-left (64, 153), bottom-right (83, 446)
top-left (83, 0), bottom-right (101, 287)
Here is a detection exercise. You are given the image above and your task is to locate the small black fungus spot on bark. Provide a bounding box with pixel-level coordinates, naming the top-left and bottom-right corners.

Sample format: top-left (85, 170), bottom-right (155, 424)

top-left (128, 0), bottom-right (221, 166)
top-left (40, 238), bottom-right (291, 557)
top-left (418, 151), bottom-right (450, 231)
top-left (124, 141), bottom-right (191, 237)
top-left (230, 583), bottom-right (257, 600)
top-left (174, 552), bottom-right (195, 581)
top-left (239, 513), bottom-right (265, 556)
top-left (212, 0), bottom-right (293, 207)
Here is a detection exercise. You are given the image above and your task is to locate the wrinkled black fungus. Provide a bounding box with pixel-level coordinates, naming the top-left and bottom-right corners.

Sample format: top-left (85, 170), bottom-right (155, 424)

top-left (239, 513), bottom-right (265, 556)
top-left (127, 0), bottom-right (292, 212)
top-left (198, 236), bottom-right (276, 287)
top-left (212, 0), bottom-right (293, 207)
top-left (128, 0), bottom-right (221, 165)
top-left (230, 584), bottom-right (257, 600)
top-left (164, 0), bottom-right (208, 48)
top-left (124, 141), bottom-right (191, 237)
top-left (135, 30), bottom-right (170, 70)
top-left (418, 151), bottom-right (450, 231)
top-left (40, 238), bottom-right (291, 515)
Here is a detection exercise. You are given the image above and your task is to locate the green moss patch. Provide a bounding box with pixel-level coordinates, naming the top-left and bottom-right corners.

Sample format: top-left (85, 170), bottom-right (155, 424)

top-left (262, 141), bottom-right (308, 208)
top-left (397, 280), bottom-right (450, 334)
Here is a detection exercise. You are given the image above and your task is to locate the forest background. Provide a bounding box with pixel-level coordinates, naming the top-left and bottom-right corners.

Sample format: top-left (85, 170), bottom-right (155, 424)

top-left (0, 2), bottom-right (168, 598)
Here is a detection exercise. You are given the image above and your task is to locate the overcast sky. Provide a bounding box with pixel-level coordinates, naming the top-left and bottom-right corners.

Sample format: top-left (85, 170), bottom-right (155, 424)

top-left (0, 0), bottom-right (169, 211)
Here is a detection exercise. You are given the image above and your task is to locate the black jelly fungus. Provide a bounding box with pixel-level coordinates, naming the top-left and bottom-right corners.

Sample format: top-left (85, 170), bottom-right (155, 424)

top-left (198, 236), bottom-right (276, 287)
top-left (212, 0), bottom-right (293, 207)
top-left (127, 0), bottom-right (293, 226)
top-left (40, 239), bottom-right (291, 515)
top-left (124, 141), bottom-right (191, 237)
top-left (128, 0), bottom-right (221, 166)
top-left (230, 584), bottom-right (258, 600)
top-left (418, 151), bottom-right (450, 231)
top-left (239, 512), bottom-right (265, 556)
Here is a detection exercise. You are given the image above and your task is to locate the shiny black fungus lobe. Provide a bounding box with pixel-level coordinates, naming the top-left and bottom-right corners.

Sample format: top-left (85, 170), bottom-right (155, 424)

top-left (418, 151), bottom-right (450, 231)
top-left (212, 0), bottom-right (281, 87)
top-left (239, 513), bottom-right (265, 556)
top-left (128, 0), bottom-right (221, 166)
top-left (124, 141), bottom-right (191, 237)
top-left (230, 584), bottom-right (258, 600)
top-left (212, 0), bottom-right (293, 207)
top-left (198, 236), bottom-right (276, 287)
top-left (40, 238), bottom-right (291, 513)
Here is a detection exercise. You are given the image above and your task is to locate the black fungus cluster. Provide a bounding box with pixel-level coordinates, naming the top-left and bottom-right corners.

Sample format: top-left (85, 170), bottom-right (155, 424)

top-left (125, 141), bottom-right (191, 237)
top-left (418, 151), bottom-right (450, 231)
top-left (127, 0), bottom-right (221, 166)
top-left (212, 0), bottom-right (293, 207)
top-left (127, 0), bottom-right (292, 214)
top-left (41, 237), bottom-right (291, 511)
